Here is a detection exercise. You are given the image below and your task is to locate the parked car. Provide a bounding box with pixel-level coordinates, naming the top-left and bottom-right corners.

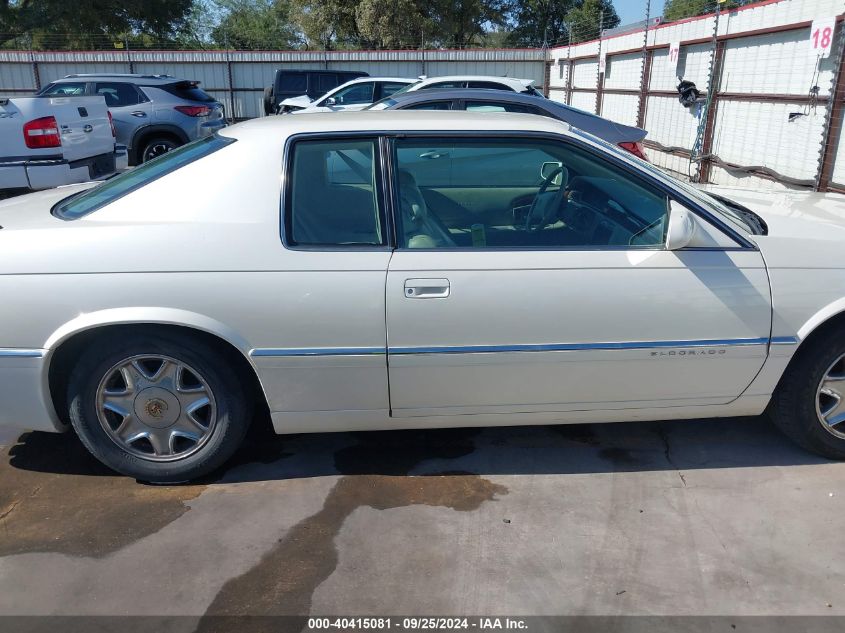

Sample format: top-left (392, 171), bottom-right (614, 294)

top-left (37, 74), bottom-right (226, 165)
top-left (264, 69), bottom-right (369, 115)
top-left (0, 95), bottom-right (127, 196)
top-left (368, 89), bottom-right (649, 159)
top-left (391, 75), bottom-right (544, 97)
top-left (282, 77), bottom-right (415, 114)
top-left (3, 111), bottom-right (845, 482)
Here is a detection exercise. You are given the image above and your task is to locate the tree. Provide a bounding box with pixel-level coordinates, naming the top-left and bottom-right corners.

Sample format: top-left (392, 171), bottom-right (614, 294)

top-left (663, 0), bottom-right (739, 21)
top-left (1, 0), bottom-right (194, 48)
top-left (291, 0), bottom-right (362, 49)
top-left (428, 0), bottom-right (510, 48)
top-left (211, 0), bottom-right (300, 49)
top-left (565, 0), bottom-right (619, 44)
top-left (507, 0), bottom-right (578, 48)
top-left (355, 0), bottom-right (428, 49)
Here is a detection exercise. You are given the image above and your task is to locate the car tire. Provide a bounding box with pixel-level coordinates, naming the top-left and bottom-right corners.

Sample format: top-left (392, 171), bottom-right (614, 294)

top-left (769, 329), bottom-right (845, 460)
top-left (263, 86), bottom-right (275, 116)
top-left (67, 332), bottom-right (251, 483)
top-left (141, 137), bottom-right (180, 163)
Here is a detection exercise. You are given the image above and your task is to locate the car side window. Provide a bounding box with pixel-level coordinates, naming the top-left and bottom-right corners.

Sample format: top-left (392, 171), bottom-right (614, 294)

top-left (41, 82), bottom-right (86, 96)
top-left (286, 138), bottom-right (385, 247)
top-left (467, 81), bottom-right (510, 90)
top-left (404, 101), bottom-right (452, 111)
top-left (94, 82), bottom-right (142, 107)
top-left (464, 101), bottom-right (539, 114)
top-left (317, 74), bottom-right (338, 93)
top-left (330, 82), bottom-right (375, 105)
top-left (393, 137), bottom-right (669, 250)
top-left (379, 82), bottom-right (409, 99)
top-left (420, 81), bottom-right (464, 90)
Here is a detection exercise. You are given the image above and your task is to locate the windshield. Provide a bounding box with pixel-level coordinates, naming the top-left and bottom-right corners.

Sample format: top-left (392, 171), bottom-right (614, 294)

top-left (53, 135), bottom-right (235, 220)
top-left (567, 128), bottom-right (753, 234)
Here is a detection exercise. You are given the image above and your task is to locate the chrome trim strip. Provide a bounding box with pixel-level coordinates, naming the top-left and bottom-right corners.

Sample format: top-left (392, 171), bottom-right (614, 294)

top-left (251, 347), bottom-right (385, 357)
top-left (251, 337), bottom-right (787, 358)
top-left (389, 338), bottom-right (772, 355)
top-left (0, 348), bottom-right (45, 358)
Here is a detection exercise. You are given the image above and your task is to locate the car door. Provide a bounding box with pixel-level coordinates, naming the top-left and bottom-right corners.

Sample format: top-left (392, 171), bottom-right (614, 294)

top-left (264, 134), bottom-right (392, 423)
top-left (93, 81), bottom-right (150, 147)
top-left (377, 81), bottom-right (411, 100)
top-left (385, 134), bottom-right (772, 417)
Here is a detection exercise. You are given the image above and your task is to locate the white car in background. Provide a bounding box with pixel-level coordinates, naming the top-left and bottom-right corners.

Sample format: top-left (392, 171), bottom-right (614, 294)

top-left (392, 75), bottom-right (544, 97)
top-left (279, 77), bottom-right (414, 113)
top-left (2, 112), bottom-right (845, 483)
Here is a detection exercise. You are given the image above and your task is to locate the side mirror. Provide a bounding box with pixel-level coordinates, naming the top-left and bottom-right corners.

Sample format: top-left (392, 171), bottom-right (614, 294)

top-left (666, 200), bottom-right (696, 250)
top-left (325, 97), bottom-right (337, 106)
top-left (540, 161), bottom-right (564, 184)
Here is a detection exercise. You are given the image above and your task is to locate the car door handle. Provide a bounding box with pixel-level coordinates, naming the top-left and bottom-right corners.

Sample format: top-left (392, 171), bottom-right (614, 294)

top-left (130, 111), bottom-right (147, 117)
top-left (404, 278), bottom-right (450, 299)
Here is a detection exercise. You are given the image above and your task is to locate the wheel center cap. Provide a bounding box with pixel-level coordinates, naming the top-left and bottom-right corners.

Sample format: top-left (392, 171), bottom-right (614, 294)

top-left (134, 387), bottom-right (181, 429)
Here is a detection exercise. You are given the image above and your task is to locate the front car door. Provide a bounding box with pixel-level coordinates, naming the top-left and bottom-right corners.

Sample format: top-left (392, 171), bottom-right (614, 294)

top-left (318, 82), bottom-right (376, 111)
top-left (385, 134), bottom-right (772, 417)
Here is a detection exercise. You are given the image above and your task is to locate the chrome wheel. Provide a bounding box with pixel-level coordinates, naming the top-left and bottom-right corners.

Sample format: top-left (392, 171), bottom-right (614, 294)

top-left (95, 355), bottom-right (217, 462)
top-left (816, 353), bottom-right (845, 440)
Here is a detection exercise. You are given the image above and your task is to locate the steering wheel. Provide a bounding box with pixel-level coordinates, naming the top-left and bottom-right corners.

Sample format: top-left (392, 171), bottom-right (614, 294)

top-left (524, 166), bottom-right (568, 232)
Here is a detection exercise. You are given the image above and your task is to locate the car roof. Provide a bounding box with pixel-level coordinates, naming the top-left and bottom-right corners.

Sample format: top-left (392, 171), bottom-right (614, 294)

top-left (55, 74), bottom-right (188, 85)
top-left (222, 110), bottom-right (571, 142)
top-left (384, 89), bottom-right (549, 105)
top-left (337, 76), bottom-right (415, 86)
top-left (412, 76), bottom-right (535, 89)
top-left (379, 89), bottom-right (647, 143)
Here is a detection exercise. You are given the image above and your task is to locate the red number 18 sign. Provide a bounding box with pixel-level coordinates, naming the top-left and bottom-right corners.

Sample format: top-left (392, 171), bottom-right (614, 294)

top-left (810, 17), bottom-right (836, 59)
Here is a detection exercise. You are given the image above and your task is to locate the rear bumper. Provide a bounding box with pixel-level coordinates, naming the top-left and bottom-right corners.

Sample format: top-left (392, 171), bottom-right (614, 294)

top-left (0, 351), bottom-right (64, 433)
top-left (0, 149), bottom-right (121, 191)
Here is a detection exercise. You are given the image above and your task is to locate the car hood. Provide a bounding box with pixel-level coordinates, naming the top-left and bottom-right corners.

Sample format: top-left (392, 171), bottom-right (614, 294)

top-left (279, 95), bottom-right (313, 109)
top-left (0, 182), bottom-right (97, 230)
top-left (703, 185), bottom-right (845, 267)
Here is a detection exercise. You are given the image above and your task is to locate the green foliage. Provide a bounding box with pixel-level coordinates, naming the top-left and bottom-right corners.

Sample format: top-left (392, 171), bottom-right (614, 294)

top-left (1, 0), bottom-right (194, 48)
top-left (663, 0), bottom-right (739, 21)
top-left (507, 0), bottom-right (578, 48)
top-left (566, 0), bottom-right (619, 43)
top-left (1, 0), bottom-right (629, 50)
top-left (211, 0), bottom-right (300, 49)
top-left (355, 0), bottom-right (428, 49)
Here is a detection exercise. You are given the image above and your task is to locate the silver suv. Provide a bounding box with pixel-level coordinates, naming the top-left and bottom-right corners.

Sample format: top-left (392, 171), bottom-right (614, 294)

top-left (38, 74), bottom-right (226, 164)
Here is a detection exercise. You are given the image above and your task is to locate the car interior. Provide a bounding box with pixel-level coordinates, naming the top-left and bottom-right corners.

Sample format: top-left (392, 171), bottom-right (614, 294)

top-left (286, 138), bottom-right (669, 249)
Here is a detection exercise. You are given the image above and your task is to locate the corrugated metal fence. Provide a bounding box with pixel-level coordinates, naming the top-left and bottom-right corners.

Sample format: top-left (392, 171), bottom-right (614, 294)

top-left (548, 0), bottom-right (845, 192)
top-left (0, 48), bottom-right (546, 120)
top-left (1, 0), bottom-right (844, 192)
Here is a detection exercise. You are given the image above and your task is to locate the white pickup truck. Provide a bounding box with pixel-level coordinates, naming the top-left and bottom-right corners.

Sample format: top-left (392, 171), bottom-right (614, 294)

top-left (0, 95), bottom-right (128, 196)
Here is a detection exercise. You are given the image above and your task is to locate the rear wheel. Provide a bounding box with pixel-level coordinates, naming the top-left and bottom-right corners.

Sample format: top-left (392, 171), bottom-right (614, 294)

top-left (769, 329), bottom-right (845, 459)
top-left (141, 137), bottom-right (180, 163)
top-left (68, 333), bottom-right (250, 482)
top-left (263, 86), bottom-right (275, 116)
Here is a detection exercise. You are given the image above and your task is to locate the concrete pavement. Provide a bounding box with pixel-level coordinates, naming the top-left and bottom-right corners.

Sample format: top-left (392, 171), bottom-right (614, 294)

top-left (0, 416), bottom-right (843, 623)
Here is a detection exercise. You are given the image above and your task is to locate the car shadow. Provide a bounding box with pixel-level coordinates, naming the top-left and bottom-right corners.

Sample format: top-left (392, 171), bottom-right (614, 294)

top-left (3, 414), bottom-right (834, 485)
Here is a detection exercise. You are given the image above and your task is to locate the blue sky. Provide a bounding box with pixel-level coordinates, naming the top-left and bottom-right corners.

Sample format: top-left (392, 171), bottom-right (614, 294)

top-left (615, 0), bottom-right (657, 26)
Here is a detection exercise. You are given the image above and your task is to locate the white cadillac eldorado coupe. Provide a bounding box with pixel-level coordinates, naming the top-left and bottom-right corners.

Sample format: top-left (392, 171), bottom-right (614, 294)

top-left (1, 111), bottom-right (845, 482)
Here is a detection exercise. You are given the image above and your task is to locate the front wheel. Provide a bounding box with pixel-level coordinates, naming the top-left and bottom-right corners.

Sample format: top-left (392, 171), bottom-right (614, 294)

top-left (769, 329), bottom-right (845, 460)
top-left (68, 333), bottom-right (250, 482)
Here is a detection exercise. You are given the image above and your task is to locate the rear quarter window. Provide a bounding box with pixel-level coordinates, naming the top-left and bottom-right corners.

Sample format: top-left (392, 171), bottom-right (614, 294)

top-left (162, 82), bottom-right (215, 103)
top-left (53, 135), bottom-right (235, 220)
